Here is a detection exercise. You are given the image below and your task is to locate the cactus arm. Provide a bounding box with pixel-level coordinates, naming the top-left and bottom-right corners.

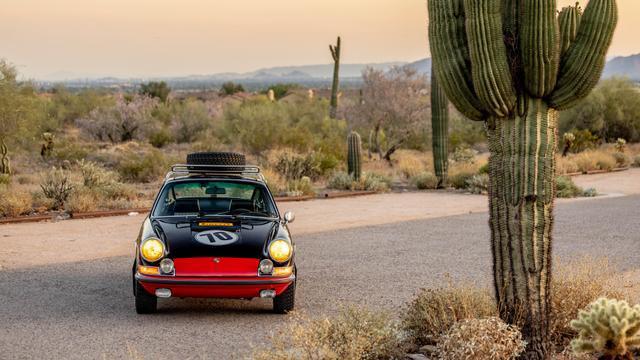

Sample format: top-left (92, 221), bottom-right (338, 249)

top-left (431, 69), bottom-right (449, 188)
top-left (520, 0), bottom-right (560, 97)
top-left (463, 0), bottom-right (517, 117)
top-left (428, 0), bottom-right (485, 121)
top-left (329, 37), bottom-right (341, 119)
top-left (558, 4), bottom-right (582, 57)
top-left (549, 0), bottom-right (618, 110)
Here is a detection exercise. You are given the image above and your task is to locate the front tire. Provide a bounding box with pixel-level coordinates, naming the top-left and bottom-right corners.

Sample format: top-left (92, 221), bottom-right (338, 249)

top-left (273, 281), bottom-right (295, 314)
top-left (135, 281), bottom-right (157, 314)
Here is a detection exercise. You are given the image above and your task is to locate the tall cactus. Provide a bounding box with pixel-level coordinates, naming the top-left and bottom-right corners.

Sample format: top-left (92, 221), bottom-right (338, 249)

top-left (347, 131), bottom-right (362, 181)
top-left (428, 1), bottom-right (617, 358)
top-left (431, 67), bottom-right (449, 188)
top-left (329, 36), bottom-right (341, 119)
top-left (0, 138), bottom-right (11, 175)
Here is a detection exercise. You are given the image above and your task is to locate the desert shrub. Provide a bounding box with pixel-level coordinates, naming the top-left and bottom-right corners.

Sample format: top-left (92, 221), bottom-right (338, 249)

top-left (556, 176), bottom-right (584, 198)
top-left (52, 138), bottom-right (91, 162)
top-left (570, 298), bottom-right (640, 359)
top-left (0, 174), bottom-right (10, 185)
top-left (452, 146), bottom-right (476, 164)
top-left (327, 171), bottom-right (355, 190)
top-left (117, 150), bottom-right (168, 183)
top-left (612, 151), bottom-right (631, 168)
top-left (550, 257), bottom-right (626, 349)
top-left (139, 81), bottom-right (170, 103)
top-left (148, 128), bottom-right (173, 148)
top-left (220, 82), bottom-right (244, 96)
top-left (570, 150), bottom-right (617, 173)
top-left (252, 307), bottom-right (405, 360)
top-left (40, 167), bottom-right (75, 210)
top-left (76, 160), bottom-right (117, 188)
top-left (170, 100), bottom-right (212, 143)
top-left (65, 188), bottom-right (99, 213)
top-left (596, 155), bottom-right (616, 171)
top-left (569, 129), bottom-right (600, 153)
top-left (402, 285), bottom-right (496, 346)
top-left (361, 172), bottom-right (391, 192)
top-left (0, 188), bottom-right (32, 217)
top-left (465, 173), bottom-right (489, 194)
top-left (396, 151), bottom-right (428, 179)
top-left (286, 176), bottom-right (315, 197)
top-left (263, 83), bottom-right (297, 100)
top-left (634, 155), bottom-right (640, 168)
top-left (436, 317), bottom-right (526, 360)
top-left (478, 162), bottom-right (489, 174)
top-left (411, 172), bottom-right (438, 190)
top-left (262, 168), bottom-right (287, 196)
top-left (448, 113), bottom-right (486, 150)
top-left (77, 95), bottom-right (158, 143)
top-left (449, 163), bottom-right (479, 189)
top-left (274, 150), bottom-right (321, 181)
top-left (557, 156), bottom-right (580, 175)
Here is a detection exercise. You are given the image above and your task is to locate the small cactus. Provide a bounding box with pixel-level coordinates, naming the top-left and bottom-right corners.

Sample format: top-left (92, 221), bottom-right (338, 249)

top-left (267, 89), bottom-right (275, 102)
top-left (563, 132), bottom-right (576, 156)
top-left (40, 132), bottom-right (55, 158)
top-left (347, 131), bottom-right (362, 181)
top-left (571, 297), bottom-right (640, 359)
top-left (615, 138), bottom-right (627, 153)
top-left (0, 139), bottom-right (11, 175)
top-left (329, 36), bottom-right (341, 119)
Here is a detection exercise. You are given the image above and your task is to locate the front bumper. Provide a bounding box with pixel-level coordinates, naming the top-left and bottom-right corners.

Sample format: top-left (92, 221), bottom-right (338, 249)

top-left (135, 273), bottom-right (295, 298)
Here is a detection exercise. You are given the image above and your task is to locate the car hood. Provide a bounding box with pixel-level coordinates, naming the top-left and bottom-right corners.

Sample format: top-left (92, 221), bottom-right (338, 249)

top-left (152, 217), bottom-right (280, 259)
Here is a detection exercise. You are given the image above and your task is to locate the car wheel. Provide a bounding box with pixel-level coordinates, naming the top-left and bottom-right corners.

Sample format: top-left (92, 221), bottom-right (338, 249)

top-left (273, 281), bottom-right (295, 314)
top-left (135, 281), bottom-right (157, 314)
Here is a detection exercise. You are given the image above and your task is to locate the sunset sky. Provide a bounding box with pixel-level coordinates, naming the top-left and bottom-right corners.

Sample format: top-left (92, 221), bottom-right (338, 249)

top-left (2, 0), bottom-right (638, 80)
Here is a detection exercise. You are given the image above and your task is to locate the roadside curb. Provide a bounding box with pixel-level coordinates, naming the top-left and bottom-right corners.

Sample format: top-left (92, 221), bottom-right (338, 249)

top-left (0, 191), bottom-right (377, 225)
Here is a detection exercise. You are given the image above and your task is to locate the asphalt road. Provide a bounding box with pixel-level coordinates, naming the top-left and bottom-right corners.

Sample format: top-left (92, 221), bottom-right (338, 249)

top-left (1, 195), bottom-right (639, 359)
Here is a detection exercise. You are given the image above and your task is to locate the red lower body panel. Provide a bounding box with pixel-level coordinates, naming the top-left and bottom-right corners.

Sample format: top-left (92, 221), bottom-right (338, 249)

top-left (137, 257), bottom-right (294, 298)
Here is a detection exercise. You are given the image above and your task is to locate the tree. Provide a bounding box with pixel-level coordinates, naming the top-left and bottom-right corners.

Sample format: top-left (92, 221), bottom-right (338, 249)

top-left (349, 66), bottom-right (429, 162)
top-left (139, 81), bottom-right (170, 103)
top-left (220, 82), bottom-right (245, 96)
top-left (428, 0), bottom-right (617, 358)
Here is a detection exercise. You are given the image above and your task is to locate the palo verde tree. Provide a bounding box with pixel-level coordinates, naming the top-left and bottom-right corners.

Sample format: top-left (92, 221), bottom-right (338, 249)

top-left (430, 67), bottom-right (449, 188)
top-left (329, 36), bottom-right (341, 119)
top-left (428, 0), bottom-right (617, 358)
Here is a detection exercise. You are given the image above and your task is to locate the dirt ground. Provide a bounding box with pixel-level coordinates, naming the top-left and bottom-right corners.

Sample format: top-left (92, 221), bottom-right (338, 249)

top-left (0, 169), bottom-right (638, 271)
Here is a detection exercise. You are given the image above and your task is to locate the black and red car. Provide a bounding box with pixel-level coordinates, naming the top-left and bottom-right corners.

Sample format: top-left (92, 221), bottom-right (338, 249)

top-left (132, 152), bottom-right (296, 314)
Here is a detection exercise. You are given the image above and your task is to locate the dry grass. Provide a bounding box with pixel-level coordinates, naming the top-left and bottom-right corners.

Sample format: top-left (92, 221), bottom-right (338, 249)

top-left (436, 317), bottom-right (526, 360)
top-left (559, 148), bottom-right (625, 174)
top-left (401, 283), bottom-right (496, 346)
top-left (251, 307), bottom-right (405, 360)
top-left (449, 162), bottom-right (484, 189)
top-left (550, 257), bottom-right (628, 350)
top-left (261, 167), bottom-right (287, 196)
top-left (394, 150), bottom-right (433, 179)
top-left (0, 188), bottom-right (33, 217)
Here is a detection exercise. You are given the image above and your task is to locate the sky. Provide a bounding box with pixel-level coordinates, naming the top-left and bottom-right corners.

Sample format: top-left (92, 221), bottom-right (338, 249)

top-left (2, 0), bottom-right (638, 80)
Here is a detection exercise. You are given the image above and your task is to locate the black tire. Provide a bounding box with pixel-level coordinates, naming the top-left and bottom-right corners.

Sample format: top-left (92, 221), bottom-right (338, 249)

top-left (273, 281), bottom-right (295, 314)
top-left (186, 152), bottom-right (246, 166)
top-left (135, 281), bottom-right (157, 314)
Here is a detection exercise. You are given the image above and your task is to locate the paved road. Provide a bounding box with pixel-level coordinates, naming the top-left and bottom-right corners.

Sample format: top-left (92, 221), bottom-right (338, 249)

top-left (1, 195), bottom-right (639, 359)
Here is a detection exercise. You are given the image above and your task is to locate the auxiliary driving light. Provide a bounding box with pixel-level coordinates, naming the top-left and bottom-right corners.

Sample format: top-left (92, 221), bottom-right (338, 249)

top-left (159, 258), bottom-right (174, 274)
top-left (259, 259), bottom-right (274, 275)
top-left (155, 288), bottom-right (172, 298)
top-left (260, 289), bottom-right (276, 298)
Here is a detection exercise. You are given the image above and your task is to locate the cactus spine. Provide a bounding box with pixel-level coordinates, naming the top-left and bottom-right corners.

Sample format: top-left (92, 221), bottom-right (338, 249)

top-left (347, 131), bottom-right (362, 181)
top-left (329, 36), bottom-right (341, 119)
top-left (428, 0), bottom-right (617, 358)
top-left (0, 139), bottom-right (11, 175)
top-left (431, 68), bottom-right (449, 188)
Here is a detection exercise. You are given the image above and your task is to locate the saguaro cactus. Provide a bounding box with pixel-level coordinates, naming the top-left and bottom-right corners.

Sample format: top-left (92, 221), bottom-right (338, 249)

top-left (431, 68), bottom-right (449, 188)
top-left (329, 36), bottom-right (341, 119)
top-left (428, 0), bottom-right (617, 358)
top-left (347, 131), bottom-right (362, 181)
top-left (0, 139), bottom-right (11, 175)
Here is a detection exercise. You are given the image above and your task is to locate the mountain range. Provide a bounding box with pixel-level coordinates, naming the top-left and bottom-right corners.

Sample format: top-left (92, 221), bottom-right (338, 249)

top-left (43, 54), bottom-right (640, 88)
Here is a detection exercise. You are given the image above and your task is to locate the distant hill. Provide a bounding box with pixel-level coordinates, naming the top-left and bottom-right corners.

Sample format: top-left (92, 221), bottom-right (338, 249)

top-left (603, 54), bottom-right (640, 80)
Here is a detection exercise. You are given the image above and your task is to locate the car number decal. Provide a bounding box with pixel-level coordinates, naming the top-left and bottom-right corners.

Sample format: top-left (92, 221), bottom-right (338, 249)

top-left (194, 230), bottom-right (239, 246)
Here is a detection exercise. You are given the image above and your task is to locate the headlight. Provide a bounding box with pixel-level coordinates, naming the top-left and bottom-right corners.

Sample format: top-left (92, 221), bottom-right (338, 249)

top-left (141, 238), bottom-right (164, 262)
top-left (269, 239), bottom-right (292, 263)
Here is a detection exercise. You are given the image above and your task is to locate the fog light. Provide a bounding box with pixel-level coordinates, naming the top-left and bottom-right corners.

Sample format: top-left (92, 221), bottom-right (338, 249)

top-left (259, 259), bottom-right (274, 275)
top-left (155, 288), bottom-right (172, 298)
top-left (159, 258), bottom-right (174, 274)
top-left (260, 289), bottom-right (276, 298)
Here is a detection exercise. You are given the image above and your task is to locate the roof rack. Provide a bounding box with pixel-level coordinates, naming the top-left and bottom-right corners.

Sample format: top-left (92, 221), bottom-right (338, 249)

top-left (166, 164), bottom-right (265, 182)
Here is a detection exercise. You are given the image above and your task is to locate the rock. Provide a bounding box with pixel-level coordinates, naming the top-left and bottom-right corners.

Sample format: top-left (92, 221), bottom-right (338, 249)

top-left (405, 354), bottom-right (429, 360)
top-left (128, 212), bottom-right (139, 216)
top-left (419, 345), bottom-right (438, 356)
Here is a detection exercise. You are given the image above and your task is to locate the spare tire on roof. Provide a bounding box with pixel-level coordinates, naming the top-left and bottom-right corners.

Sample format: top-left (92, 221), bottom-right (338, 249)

top-left (186, 152), bottom-right (246, 166)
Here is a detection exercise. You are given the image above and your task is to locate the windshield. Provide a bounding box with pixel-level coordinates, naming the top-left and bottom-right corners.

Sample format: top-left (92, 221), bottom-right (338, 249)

top-left (153, 180), bottom-right (277, 218)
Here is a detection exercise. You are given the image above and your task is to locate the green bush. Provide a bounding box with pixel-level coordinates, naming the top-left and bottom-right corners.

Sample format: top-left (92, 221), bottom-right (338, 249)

top-left (327, 171), bottom-right (354, 190)
top-left (465, 173), bottom-right (489, 194)
top-left (117, 150), bottom-right (168, 183)
top-left (40, 167), bottom-right (75, 210)
top-left (220, 82), bottom-right (245, 96)
top-left (148, 128), bottom-right (173, 148)
top-left (286, 176), bottom-right (315, 197)
top-left (139, 81), bottom-right (170, 103)
top-left (0, 174), bottom-right (10, 185)
top-left (262, 83), bottom-right (297, 100)
top-left (556, 176), bottom-right (584, 198)
top-left (362, 172), bottom-right (391, 192)
top-left (612, 152), bottom-right (631, 168)
top-left (170, 100), bottom-right (212, 143)
top-left (274, 151), bottom-right (321, 181)
top-left (451, 146), bottom-right (476, 164)
top-left (411, 172), bottom-right (438, 190)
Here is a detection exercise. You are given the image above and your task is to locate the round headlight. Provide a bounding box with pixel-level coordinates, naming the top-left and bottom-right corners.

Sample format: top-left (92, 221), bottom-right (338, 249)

top-left (141, 238), bottom-right (164, 262)
top-left (159, 258), bottom-right (174, 274)
top-left (268, 240), bottom-right (292, 263)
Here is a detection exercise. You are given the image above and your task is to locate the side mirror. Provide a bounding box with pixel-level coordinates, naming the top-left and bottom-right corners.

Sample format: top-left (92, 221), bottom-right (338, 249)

top-left (283, 211), bottom-right (295, 224)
